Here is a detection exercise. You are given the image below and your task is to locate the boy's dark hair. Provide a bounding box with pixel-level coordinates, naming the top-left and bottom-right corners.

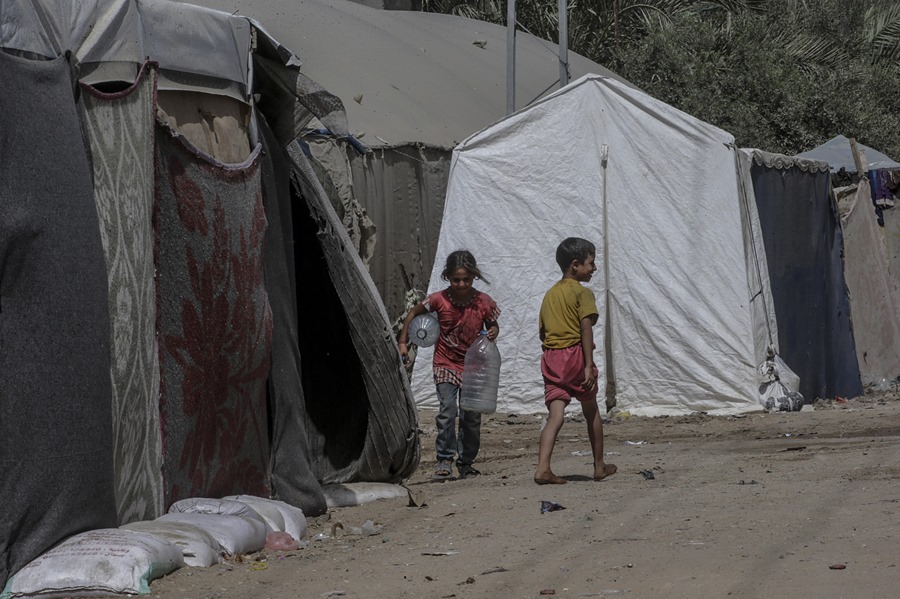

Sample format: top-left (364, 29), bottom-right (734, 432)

top-left (555, 237), bottom-right (596, 272)
top-left (441, 249), bottom-right (489, 283)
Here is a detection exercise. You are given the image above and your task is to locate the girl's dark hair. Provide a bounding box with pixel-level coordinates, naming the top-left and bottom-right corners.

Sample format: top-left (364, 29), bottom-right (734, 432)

top-left (441, 249), bottom-right (489, 283)
top-left (556, 237), bottom-right (596, 272)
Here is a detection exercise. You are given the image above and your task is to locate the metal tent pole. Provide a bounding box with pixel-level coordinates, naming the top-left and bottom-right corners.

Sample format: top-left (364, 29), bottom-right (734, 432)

top-left (507, 0), bottom-right (516, 114)
top-left (600, 144), bottom-right (616, 408)
top-left (558, 0), bottom-right (568, 88)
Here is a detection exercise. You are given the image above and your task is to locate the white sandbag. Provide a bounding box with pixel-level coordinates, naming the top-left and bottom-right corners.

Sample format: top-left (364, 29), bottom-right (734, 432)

top-left (121, 520), bottom-right (222, 567)
top-left (167, 498), bottom-right (266, 527)
top-left (1, 529), bottom-right (183, 598)
top-left (156, 513), bottom-right (266, 556)
top-left (322, 483), bottom-right (409, 508)
top-left (223, 495), bottom-right (307, 540)
top-left (220, 496), bottom-right (284, 534)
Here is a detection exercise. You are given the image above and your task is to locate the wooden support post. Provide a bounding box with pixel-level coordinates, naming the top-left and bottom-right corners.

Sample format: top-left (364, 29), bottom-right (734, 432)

top-left (849, 137), bottom-right (868, 177)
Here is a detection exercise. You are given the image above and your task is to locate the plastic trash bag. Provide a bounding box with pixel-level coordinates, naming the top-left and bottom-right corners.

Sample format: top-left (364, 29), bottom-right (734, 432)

top-left (759, 380), bottom-right (804, 412)
top-left (758, 349), bottom-right (804, 411)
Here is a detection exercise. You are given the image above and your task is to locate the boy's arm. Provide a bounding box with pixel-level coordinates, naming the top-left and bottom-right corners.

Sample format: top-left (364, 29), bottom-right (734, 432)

top-left (580, 315), bottom-right (596, 391)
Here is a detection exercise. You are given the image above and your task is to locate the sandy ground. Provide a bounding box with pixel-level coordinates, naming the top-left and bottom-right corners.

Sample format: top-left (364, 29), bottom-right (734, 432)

top-left (148, 389), bottom-right (900, 599)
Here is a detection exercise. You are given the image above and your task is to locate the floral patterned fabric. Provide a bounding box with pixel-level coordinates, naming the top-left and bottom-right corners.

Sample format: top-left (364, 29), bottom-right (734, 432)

top-left (154, 120), bottom-right (272, 505)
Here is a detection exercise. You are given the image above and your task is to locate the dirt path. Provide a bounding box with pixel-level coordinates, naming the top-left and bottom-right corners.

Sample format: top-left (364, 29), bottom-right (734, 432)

top-left (149, 391), bottom-right (900, 599)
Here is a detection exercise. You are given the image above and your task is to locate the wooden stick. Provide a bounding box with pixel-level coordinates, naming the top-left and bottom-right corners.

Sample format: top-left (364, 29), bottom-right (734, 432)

top-left (849, 137), bottom-right (868, 176)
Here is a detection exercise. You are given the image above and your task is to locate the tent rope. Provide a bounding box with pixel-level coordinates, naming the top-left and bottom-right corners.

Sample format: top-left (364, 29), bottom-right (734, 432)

top-left (733, 145), bottom-right (777, 349)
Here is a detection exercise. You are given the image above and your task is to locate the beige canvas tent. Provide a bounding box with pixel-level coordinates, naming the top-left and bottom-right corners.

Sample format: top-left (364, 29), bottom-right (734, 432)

top-left (798, 136), bottom-right (900, 387)
top-left (1, 0), bottom-right (419, 587)
top-left (833, 183), bottom-right (900, 387)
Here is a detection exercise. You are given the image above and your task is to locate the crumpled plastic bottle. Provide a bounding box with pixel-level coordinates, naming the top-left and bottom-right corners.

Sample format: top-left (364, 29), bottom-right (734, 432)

top-left (409, 313), bottom-right (440, 347)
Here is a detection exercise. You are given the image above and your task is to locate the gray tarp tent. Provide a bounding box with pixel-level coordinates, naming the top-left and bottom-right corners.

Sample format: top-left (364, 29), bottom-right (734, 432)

top-left (797, 136), bottom-right (900, 387)
top-left (833, 183), bottom-right (900, 387)
top-left (887, 206), bottom-right (900, 294)
top-left (186, 0), bottom-right (635, 322)
top-left (1, 0), bottom-right (419, 587)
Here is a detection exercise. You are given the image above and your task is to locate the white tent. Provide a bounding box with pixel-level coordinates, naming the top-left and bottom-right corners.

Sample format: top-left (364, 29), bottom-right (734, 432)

top-left (796, 135), bottom-right (900, 174)
top-left (412, 75), bottom-right (779, 417)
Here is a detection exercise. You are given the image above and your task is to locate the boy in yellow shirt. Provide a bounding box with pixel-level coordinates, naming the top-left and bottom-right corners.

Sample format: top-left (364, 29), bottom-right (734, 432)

top-left (534, 237), bottom-right (617, 485)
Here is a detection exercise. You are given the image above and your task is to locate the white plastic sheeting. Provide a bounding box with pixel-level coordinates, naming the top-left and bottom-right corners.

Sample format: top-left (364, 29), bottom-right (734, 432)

top-left (413, 75), bottom-right (777, 416)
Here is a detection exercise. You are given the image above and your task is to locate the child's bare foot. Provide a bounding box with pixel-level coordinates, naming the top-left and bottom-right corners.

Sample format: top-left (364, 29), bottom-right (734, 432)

top-left (534, 471), bottom-right (567, 485)
top-left (594, 463), bottom-right (618, 481)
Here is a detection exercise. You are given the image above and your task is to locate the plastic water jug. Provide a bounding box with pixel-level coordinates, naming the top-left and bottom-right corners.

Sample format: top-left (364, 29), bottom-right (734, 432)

top-left (409, 313), bottom-right (440, 347)
top-left (459, 331), bottom-right (501, 414)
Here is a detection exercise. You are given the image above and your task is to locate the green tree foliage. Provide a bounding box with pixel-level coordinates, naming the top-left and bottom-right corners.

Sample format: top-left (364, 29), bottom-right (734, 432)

top-left (612, 9), bottom-right (900, 156)
top-left (423, 0), bottom-right (900, 157)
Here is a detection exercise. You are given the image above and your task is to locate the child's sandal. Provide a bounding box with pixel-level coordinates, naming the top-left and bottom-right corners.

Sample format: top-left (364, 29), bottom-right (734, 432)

top-left (432, 461), bottom-right (454, 482)
top-left (457, 464), bottom-right (481, 479)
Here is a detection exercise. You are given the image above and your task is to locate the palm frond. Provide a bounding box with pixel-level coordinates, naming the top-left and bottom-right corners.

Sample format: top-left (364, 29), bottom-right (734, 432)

top-left (773, 31), bottom-right (849, 77)
top-left (690, 0), bottom-right (749, 14)
top-left (451, 4), bottom-right (493, 21)
top-left (864, 4), bottom-right (900, 64)
top-left (619, 3), bottom-right (677, 29)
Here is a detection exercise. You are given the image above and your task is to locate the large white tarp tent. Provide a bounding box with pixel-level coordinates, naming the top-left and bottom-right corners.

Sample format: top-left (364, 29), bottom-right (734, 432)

top-left (412, 74), bottom-right (779, 416)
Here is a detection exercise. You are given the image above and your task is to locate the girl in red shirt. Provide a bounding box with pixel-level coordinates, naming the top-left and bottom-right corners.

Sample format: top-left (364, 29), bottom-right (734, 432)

top-left (399, 251), bottom-right (500, 481)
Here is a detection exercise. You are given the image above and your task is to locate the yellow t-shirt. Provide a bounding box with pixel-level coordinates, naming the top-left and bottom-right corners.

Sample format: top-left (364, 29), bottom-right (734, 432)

top-left (539, 279), bottom-right (598, 349)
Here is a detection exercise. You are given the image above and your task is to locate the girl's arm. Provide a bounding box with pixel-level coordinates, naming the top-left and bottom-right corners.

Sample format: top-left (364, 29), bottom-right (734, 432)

top-left (485, 299), bottom-right (501, 341)
top-left (398, 302), bottom-right (428, 363)
top-left (580, 315), bottom-right (596, 391)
